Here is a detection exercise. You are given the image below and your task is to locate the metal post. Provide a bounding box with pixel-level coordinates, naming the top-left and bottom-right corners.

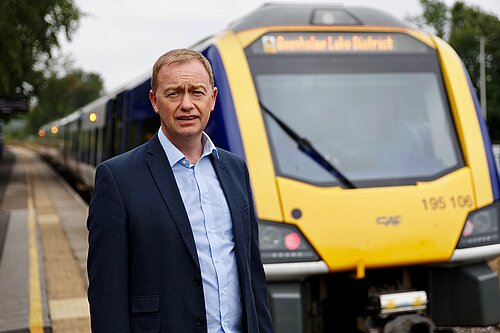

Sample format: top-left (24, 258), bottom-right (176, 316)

top-left (479, 37), bottom-right (487, 120)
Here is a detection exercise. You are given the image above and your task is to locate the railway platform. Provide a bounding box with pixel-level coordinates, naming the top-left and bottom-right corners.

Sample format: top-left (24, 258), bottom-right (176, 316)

top-left (0, 145), bottom-right (90, 333)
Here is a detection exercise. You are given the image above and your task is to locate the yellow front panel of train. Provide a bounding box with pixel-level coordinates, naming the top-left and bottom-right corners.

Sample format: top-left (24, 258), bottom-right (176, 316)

top-left (216, 27), bottom-right (493, 272)
top-left (277, 169), bottom-right (474, 270)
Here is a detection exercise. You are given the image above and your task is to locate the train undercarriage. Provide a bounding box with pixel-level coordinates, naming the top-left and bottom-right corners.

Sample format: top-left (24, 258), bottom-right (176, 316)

top-left (267, 262), bottom-right (500, 333)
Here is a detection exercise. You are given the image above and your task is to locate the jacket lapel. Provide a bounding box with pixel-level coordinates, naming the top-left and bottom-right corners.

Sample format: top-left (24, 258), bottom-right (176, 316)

top-left (145, 134), bottom-right (200, 270)
top-left (210, 154), bottom-right (249, 260)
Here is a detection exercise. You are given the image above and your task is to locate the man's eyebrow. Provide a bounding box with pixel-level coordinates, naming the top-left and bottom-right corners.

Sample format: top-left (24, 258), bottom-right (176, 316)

top-left (190, 83), bottom-right (208, 90)
top-left (163, 84), bottom-right (182, 91)
top-left (162, 83), bottom-right (208, 92)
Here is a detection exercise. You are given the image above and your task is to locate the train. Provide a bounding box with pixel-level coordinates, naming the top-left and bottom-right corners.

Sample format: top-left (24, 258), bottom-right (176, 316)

top-left (37, 4), bottom-right (500, 333)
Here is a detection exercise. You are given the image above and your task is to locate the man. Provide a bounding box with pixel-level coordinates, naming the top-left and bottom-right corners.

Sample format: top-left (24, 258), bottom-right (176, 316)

top-left (87, 49), bottom-right (274, 333)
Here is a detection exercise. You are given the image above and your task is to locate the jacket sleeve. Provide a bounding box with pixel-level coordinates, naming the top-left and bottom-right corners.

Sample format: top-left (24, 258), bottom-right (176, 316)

top-left (244, 161), bottom-right (275, 333)
top-left (87, 163), bottom-right (130, 333)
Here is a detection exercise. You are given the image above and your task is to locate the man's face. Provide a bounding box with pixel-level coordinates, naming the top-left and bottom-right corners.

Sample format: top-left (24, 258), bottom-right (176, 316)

top-left (149, 60), bottom-right (217, 146)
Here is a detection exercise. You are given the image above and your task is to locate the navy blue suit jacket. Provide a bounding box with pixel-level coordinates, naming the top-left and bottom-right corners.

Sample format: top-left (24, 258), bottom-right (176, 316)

top-left (87, 133), bottom-right (273, 333)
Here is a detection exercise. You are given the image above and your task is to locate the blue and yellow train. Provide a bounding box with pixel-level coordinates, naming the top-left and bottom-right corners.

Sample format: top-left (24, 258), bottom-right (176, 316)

top-left (38, 4), bottom-right (500, 332)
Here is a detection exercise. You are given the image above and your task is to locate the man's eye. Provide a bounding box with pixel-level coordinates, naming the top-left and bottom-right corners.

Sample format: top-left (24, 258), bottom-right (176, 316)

top-left (167, 92), bottom-right (179, 97)
top-left (193, 91), bottom-right (204, 96)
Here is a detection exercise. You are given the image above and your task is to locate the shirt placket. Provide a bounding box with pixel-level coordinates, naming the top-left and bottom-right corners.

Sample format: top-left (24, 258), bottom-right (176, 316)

top-left (193, 160), bottom-right (229, 332)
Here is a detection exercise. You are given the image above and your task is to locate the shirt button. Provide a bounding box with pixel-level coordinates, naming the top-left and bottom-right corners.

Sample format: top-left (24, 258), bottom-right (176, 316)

top-left (196, 317), bottom-right (205, 327)
top-left (193, 277), bottom-right (201, 286)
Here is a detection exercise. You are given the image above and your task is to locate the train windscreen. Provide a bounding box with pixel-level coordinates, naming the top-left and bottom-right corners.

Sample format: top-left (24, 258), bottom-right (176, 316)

top-left (245, 32), bottom-right (464, 187)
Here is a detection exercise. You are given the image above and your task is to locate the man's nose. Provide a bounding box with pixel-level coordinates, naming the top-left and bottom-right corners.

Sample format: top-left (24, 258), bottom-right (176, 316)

top-left (180, 93), bottom-right (194, 111)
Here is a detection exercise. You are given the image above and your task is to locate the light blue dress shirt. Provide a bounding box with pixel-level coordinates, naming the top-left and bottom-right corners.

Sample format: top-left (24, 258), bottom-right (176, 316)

top-left (158, 128), bottom-right (242, 333)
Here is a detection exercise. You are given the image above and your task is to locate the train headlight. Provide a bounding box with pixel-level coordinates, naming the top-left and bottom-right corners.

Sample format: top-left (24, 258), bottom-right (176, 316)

top-left (258, 221), bottom-right (319, 264)
top-left (311, 9), bottom-right (358, 25)
top-left (457, 202), bottom-right (500, 248)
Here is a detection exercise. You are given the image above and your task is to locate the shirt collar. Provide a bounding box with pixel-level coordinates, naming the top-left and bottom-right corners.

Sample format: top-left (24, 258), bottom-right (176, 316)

top-left (157, 128), bottom-right (219, 167)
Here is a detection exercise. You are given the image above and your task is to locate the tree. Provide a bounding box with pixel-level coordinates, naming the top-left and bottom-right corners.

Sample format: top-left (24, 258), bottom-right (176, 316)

top-left (24, 69), bottom-right (104, 134)
top-left (412, 0), bottom-right (450, 39)
top-left (411, 1), bottom-right (500, 141)
top-left (0, 0), bottom-right (81, 99)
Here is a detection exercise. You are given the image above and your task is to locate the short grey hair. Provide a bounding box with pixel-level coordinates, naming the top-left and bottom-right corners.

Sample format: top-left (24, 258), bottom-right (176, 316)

top-left (151, 49), bottom-right (214, 92)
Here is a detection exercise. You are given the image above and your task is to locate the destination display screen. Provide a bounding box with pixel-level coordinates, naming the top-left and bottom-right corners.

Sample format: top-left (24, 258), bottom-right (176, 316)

top-left (247, 32), bottom-right (431, 54)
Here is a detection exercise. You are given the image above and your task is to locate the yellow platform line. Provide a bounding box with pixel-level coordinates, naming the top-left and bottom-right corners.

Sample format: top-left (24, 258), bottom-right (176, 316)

top-left (26, 164), bottom-right (44, 333)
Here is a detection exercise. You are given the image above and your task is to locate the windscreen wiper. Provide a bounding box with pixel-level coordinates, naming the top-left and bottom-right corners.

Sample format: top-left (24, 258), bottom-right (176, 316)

top-left (259, 101), bottom-right (356, 189)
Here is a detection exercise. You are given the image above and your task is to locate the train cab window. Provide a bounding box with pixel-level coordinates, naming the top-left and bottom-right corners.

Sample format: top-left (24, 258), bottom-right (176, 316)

top-left (245, 32), bottom-right (464, 187)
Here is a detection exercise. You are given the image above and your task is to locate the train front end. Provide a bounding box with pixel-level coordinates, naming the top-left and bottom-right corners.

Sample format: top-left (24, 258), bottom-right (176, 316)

top-left (201, 4), bottom-right (500, 332)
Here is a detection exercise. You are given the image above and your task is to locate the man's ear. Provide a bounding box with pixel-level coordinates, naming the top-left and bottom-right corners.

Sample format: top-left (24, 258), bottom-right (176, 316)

top-left (149, 89), bottom-right (159, 114)
top-left (211, 87), bottom-right (218, 112)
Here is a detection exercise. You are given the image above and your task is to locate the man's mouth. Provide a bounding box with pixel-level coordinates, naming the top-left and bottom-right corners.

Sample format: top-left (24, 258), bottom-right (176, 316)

top-left (177, 115), bottom-right (198, 120)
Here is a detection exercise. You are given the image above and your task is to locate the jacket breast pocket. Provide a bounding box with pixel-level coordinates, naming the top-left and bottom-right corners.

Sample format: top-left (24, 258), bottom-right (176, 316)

top-left (131, 295), bottom-right (160, 333)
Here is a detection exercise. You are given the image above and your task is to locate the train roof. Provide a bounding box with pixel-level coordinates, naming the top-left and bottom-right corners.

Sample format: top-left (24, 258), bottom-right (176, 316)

top-left (56, 110), bottom-right (81, 127)
top-left (228, 3), bottom-right (411, 32)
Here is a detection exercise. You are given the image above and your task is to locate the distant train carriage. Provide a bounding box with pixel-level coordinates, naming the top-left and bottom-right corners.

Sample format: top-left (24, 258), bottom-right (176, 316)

top-left (38, 4), bottom-right (500, 332)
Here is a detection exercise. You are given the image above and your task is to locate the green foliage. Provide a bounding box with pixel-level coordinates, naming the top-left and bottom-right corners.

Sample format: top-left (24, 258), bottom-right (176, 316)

top-left (0, 0), bottom-right (81, 98)
top-left (24, 70), bottom-right (104, 135)
top-left (422, 0), bottom-right (449, 38)
top-left (0, 0), bottom-right (104, 137)
top-left (414, 0), bottom-right (500, 141)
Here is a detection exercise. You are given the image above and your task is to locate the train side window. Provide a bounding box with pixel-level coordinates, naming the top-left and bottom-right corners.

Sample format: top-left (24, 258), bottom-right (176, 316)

top-left (78, 130), bottom-right (84, 162)
top-left (94, 128), bottom-right (99, 166)
top-left (142, 117), bottom-right (159, 142)
top-left (129, 121), bottom-right (138, 150)
top-left (87, 130), bottom-right (92, 164)
top-left (89, 129), bottom-right (94, 166)
top-left (83, 130), bottom-right (90, 164)
top-left (113, 118), bottom-right (121, 156)
top-left (73, 129), bottom-right (78, 161)
top-left (96, 128), bottom-right (103, 165)
top-left (102, 124), bottom-right (108, 162)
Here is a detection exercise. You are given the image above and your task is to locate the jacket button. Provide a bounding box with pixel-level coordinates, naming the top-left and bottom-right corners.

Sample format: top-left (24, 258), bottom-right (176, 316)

top-left (196, 317), bottom-right (205, 326)
top-left (193, 277), bottom-right (201, 286)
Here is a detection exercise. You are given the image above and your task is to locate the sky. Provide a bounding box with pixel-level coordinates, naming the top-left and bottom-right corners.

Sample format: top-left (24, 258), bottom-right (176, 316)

top-left (59, 0), bottom-right (500, 92)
